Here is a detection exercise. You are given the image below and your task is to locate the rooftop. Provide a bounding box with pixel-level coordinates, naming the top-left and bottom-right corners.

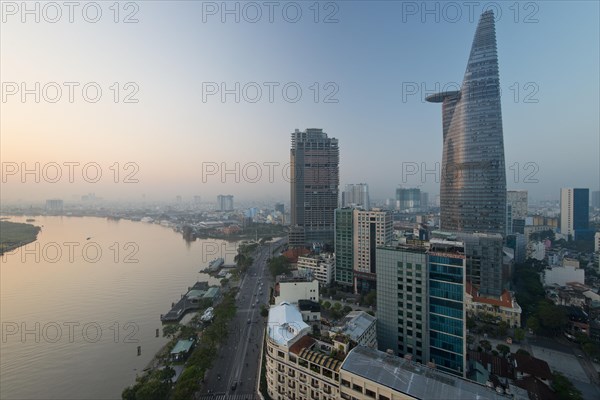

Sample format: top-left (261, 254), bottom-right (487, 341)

top-left (331, 311), bottom-right (376, 342)
top-left (267, 302), bottom-right (310, 347)
top-left (170, 339), bottom-right (194, 355)
top-left (342, 346), bottom-right (514, 399)
top-left (467, 282), bottom-right (517, 309)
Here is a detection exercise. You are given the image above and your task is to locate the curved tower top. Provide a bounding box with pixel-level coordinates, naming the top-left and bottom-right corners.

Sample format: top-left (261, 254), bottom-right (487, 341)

top-left (427, 10), bottom-right (506, 235)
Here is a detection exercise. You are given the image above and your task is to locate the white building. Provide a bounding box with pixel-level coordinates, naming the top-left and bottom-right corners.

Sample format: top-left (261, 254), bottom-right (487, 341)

top-left (527, 241), bottom-right (545, 261)
top-left (544, 265), bottom-right (585, 286)
top-left (328, 311), bottom-right (377, 348)
top-left (297, 254), bottom-right (335, 286)
top-left (274, 276), bottom-right (319, 304)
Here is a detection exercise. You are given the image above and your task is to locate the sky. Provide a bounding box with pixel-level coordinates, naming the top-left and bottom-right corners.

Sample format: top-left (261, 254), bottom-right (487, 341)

top-left (1, 0), bottom-right (599, 205)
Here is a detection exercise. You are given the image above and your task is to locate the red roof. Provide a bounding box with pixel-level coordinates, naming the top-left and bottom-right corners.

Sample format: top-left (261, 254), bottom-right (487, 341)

top-left (466, 281), bottom-right (513, 308)
top-left (289, 335), bottom-right (316, 355)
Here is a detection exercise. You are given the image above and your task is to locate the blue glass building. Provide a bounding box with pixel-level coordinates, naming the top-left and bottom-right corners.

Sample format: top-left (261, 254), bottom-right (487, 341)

top-left (427, 11), bottom-right (506, 236)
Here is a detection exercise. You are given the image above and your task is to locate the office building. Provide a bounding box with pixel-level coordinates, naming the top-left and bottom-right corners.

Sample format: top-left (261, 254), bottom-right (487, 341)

top-left (290, 128), bottom-right (339, 247)
top-left (427, 11), bottom-right (506, 235)
top-left (334, 208), bottom-right (354, 287)
top-left (560, 188), bottom-right (590, 240)
top-left (217, 194), bottom-right (234, 211)
top-left (297, 253), bottom-right (335, 286)
top-left (45, 199), bottom-right (63, 213)
top-left (395, 188), bottom-right (421, 211)
top-left (376, 238), bottom-right (467, 377)
top-left (342, 183), bottom-right (370, 210)
top-left (592, 190), bottom-right (600, 209)
top-left (335, 208), bottom-right (393, 293)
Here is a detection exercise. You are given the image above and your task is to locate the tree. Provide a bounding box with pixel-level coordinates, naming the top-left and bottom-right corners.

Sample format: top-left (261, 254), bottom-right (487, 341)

top-left (552, 372), bottom-right (583, 400)
top-left (479, 340), bottom-right (492, 352)
top-left (364, 290), bottom-right (377, 306)
top-left (342, 305), bottom-right (352, 315)
top-left (526, 316), bottom-right (540, 333)
top-left (497, 321), bottom-right (509, 337)
top-left (332, 302), bottom-right (342, 311)
top-left (514, 327), bottom-right (526, 342)
top-left (163, 324), bottom-right (180, 339)
top-left (516, 349), bottom-right (530, 356)
top-left (467, 315), bottom-right (476, 330)
top-left (322, 301), bottom-right (331, 310)
top-left (496, 344), bottom-right (510, 357)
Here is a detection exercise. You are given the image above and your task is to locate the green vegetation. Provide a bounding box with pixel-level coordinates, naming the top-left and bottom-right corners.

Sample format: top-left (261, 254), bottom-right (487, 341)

top-left (122, 290), bottom-right (238, 400)
top-left (0, 221), bottom-right (41, 254)
top-left (575, 333), bottom-right (600, 359)
top-left (552, 372), bottom-right (583, 400)
top-left (121, 367), bottom-right (175, 400)
top-left (513, 260), bottom-right (568, 336)
top-left (267, 255), bottom-right (291, 278)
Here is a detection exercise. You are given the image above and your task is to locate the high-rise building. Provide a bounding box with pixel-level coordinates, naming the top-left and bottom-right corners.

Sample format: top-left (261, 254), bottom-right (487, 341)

top-left (507, 190), bottom-right (528, 220)
top-left (290, 128), bottom-right (339, 247)
top-left (217, 194), bottom-right (234, 211)
top-left (592, 190), bottom-right (600, 209)
top-left (376, 238), bottom-right (467, 377)
top-left (454, 232), bottom-right (504, 297)
top-left (426, 11), bottom-right (506, 235)
top-left (560, 188), bottom-right (590, 240)
top-left (334, 208), bottom-right (393, 293)
top-left (420, 191), bottom-right (429, 210)
top-left (274, 202), bottom-right (285, 214)
top-left (341, 183), bottom-right (370, 210)
top-left (334, 208), bottom-right (354, 287)
top-left (395, 188), bottom-right (421, 211)
top-left (352, 208), bottom-right (393, 293)
top-left (45, 199), bottom-right (63, 213)
top-left (507, 190), bottom-right (528, 235)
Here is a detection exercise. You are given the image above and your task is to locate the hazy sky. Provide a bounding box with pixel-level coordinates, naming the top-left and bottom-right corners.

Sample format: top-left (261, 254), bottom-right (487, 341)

top-left (1, 1), bottom-right (599, 205)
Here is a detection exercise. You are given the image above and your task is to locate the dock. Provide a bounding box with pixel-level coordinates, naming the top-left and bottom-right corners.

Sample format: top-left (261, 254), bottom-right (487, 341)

top-left (160, 281), bottom-right (210, 323)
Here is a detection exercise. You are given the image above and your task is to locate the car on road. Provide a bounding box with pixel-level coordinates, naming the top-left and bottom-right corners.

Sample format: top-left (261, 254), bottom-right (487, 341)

top-left (247, 318), bottom-right (251, 324)
top-left (231, 381), bottom-right (237, 391)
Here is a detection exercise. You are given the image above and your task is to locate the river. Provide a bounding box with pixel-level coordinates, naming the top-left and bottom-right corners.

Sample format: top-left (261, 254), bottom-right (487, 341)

top-left (0, 216), bottom-right (237, 399)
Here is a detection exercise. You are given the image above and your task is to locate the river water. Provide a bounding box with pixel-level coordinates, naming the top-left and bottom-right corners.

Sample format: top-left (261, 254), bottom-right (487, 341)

top-left (0, 216), bottom-right (237, 399)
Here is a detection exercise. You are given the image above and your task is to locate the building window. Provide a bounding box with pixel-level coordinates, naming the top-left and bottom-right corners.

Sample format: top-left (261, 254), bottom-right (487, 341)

top-left (352, 384), bottom-right (363, 393)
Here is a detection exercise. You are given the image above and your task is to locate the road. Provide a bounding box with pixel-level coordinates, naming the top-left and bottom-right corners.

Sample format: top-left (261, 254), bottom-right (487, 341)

top-left (196, 239), bottom-right (285, 398)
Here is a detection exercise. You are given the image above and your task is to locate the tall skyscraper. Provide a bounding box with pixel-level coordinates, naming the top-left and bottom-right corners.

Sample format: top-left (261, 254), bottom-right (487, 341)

top-left (395, 188), bottom-right (421, 211)
top-left (290, 128), bottom-right (339, 247)
top-left (334, 208), bottom-right (354, 286)
top-left (560, 188), bottom-right (590, 240)
top-left (334, 208), bottom-right (393, 293)
top-left (376, 238), bottom-right (467, 377)
top-left (342, 183), bottom-right (370, 210)
top-left (592, 190), bottom-right (600, 209)
top-left (217, 194), bottom-right (234, 211)
top-left (427, 11), bottom-right (506, 235)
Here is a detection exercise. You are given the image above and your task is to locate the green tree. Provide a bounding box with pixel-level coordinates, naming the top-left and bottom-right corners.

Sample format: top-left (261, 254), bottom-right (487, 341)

top-left (514, 327), bottom-right (526, 342)
top-left (479, 340), bottom-right (492, 352)
top-left (332, 302), bottom-right (342, 311)
top-left (342, 305), bottom-right (352, 315)
top-left (163, 324), bottom-right (180, 339)
top-left (322, 301), bottom-right (331, 309)
top-left (497, 321), bottom-right (509, 337)
top-left (516, 349), bottom-right (530, 356)
top-left (526, 316), bottom-right (540, 333)
top-left (552, 372), bottom-right (583, 400)
top-left (496, 344), bottom-right (510, 357)
top-left (364, 291), bottom-right (377, 306)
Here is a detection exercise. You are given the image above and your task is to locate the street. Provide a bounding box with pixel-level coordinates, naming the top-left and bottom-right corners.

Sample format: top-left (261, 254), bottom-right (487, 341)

top-left (196, 239), bottom-right (285, 398)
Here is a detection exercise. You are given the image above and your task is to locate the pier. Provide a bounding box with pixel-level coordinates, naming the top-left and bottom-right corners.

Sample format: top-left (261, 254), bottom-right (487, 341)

top-left (160, 281), bottom-right (211, 323)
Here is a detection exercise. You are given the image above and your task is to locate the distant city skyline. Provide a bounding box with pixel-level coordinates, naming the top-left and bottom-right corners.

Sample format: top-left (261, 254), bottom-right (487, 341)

top-left (1, 2), bottom-right (598, 204)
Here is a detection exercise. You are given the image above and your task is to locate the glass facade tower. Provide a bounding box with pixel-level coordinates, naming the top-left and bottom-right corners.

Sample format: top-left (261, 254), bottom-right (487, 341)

top-left (427, 11), bottom-right (506, 235)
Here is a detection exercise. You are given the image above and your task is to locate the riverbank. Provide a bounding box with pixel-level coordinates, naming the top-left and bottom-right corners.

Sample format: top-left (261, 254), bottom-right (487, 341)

top-left (0, 220), bottom-right (41, 255)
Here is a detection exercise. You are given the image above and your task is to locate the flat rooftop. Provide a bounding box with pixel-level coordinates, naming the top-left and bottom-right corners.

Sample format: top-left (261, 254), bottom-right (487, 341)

top-left (341, 346), bottom-right (514, 399)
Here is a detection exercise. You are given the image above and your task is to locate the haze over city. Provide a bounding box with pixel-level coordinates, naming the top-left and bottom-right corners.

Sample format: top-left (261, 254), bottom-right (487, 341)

top-left (1, 1), bottom-right (598, 204)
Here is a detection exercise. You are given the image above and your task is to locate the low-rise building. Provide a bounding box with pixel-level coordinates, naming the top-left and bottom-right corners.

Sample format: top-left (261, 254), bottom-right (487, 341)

top-left (274, 275), bottom-right (320, 304)
top-left (297, 253), bottom-right (335, 286)
top-left (543, 265), bottom-right (585, 286)
top-left (465, 282), bottom-right (522, 328)
top-left (329, 311), bottom-right (377, 348)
